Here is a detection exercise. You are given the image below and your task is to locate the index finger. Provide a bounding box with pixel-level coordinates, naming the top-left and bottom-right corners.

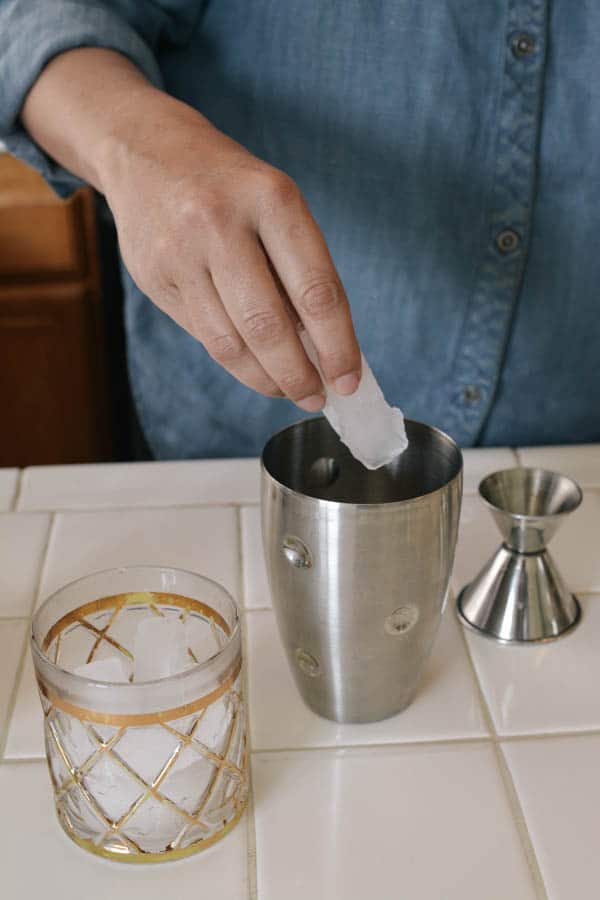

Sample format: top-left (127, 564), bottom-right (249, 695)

top-left (257, 177), bottom-right (362, 395)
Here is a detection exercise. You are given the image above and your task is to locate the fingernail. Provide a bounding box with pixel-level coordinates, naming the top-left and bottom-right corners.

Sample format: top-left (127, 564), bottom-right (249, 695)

top-left (334, 372), bottom-right (360, 395)
top-left (296, 393), bottom-right (325, 412)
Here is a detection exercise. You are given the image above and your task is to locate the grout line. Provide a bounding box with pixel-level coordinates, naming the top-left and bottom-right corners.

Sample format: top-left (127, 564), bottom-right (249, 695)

top-left (0, 756), bottom-right (44, 766)
top-left (494, 743), bottom-right (551, 900)
top-left (0, 514), bottom-right (57, 762)
top-left (246, 780), bottom-right (258, 900)
top-left (13, 484), bottom-right (600, 514)
top-left (455, 615), bottom-right (549, 900)
top-left (0, 620), bottom-right (30, 762)
top-left (30, 513), bottom-right (57, 616)
top-left (2, 726), bottom-right (599, 767)
top-left (10, 469), bottom-right (24, 511)
top-left (0, 616), bottom-right (31, 624)
top-left (500, 727), bottom-right (600, 743)
top-left (236, 507), bottom-right (259, 900)
top-left (13, 500), bottom-right (261, 514)
top-left (250, 736), bottom-right (493, 756)
top-left (235, 506), bottom-right (245, 612)
top-left (0, 509), bottom-right (68, 517)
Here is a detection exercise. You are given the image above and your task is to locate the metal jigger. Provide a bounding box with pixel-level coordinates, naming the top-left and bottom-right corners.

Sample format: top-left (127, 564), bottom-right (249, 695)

top-left (457, 467), bottom-right (582, 642)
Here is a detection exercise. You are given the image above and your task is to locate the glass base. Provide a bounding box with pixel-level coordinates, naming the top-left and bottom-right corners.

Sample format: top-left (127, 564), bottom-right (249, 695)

top-left (57, 800), bottom-right (247, 863)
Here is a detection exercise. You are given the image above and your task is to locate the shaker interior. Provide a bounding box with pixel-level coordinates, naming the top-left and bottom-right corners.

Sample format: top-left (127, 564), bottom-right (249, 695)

top-left (262, 418), bottom-right (462, 504)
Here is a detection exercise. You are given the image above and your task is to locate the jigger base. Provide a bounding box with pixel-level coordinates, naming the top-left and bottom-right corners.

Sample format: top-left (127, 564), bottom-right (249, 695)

top-left (456, 545), bottom-right (582, 643)
top-left (457, 589), bottom-right (581, 644)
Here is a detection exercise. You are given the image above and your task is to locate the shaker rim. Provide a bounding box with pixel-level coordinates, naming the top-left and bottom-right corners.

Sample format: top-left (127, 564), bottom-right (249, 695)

top-left (261, 417), bottom-right (463, 508)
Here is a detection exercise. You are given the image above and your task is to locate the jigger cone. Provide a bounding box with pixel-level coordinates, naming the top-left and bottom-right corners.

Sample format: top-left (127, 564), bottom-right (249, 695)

top-left (457, 468), bottom-right (582, 642)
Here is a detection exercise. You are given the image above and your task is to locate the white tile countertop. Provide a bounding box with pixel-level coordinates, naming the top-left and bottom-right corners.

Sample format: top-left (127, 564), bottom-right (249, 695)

top-left (1, 444), bottom-right (599, 900)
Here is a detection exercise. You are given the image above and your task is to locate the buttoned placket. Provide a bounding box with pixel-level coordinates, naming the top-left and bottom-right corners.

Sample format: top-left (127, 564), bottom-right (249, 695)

top-left (445, 0), bottom-right (548, 445)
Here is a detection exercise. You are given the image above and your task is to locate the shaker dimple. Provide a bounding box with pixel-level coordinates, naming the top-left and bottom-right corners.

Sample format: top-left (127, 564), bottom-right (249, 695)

top-left (295, 648), bottom-right (321, 677)
top-left (282, 535), bottom-right (313, 569)
top-left (385, 605), bottom-right (420, 636)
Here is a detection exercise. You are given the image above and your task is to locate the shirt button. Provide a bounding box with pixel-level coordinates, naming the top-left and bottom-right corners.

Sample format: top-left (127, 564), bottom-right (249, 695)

top-left (496, 228), bottom-right (520, 253)
top-left (463, 385), bottom-right (482, 403)
top-left (511, 33), bottom-right (535, 58)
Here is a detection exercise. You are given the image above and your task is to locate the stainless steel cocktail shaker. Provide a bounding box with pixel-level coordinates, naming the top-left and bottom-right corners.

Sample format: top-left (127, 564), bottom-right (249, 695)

top-left (261, 418), bottom-right (463, 723)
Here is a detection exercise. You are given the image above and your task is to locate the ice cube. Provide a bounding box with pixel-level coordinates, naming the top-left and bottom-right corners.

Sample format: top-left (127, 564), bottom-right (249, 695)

top-left (184, 615), bottom-right (223, 664)
top-left (74, 657), bottom-right (131, 683)
top-left (133, 616), bottom-right (190, 682)
top-left (194, 694), bottom-right (231, 750)
top-left (159, 747), bottom-right (215, 814)
top-left (82, 752), bottom-right (143, 824)
top-left (115, 725), bottom-right (182, 785)
top-left (300, 330), bottom-right (408, 469)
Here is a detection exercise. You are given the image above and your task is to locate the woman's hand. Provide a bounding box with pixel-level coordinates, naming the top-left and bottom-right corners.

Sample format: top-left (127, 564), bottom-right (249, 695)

top-left (23, 50), bottom-right (361, 410)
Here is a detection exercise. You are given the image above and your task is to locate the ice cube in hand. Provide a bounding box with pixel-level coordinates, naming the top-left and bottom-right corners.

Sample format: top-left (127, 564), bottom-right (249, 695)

top-left (133, 616), bottom-right (190, 682)
top-left (300, 330), bottom-right (408, 469)
top-left (74, 657), bottom-right (131, 683)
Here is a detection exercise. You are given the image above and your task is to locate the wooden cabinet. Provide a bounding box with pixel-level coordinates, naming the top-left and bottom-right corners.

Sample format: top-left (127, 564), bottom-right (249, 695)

top-left (0, 154), bottom-right (114, 466)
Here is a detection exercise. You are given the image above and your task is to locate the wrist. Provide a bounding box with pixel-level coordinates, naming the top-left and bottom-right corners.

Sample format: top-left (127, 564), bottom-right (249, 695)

top-left (92, 82), bottom-right (166, 197)
top-left (95, 91), bottom-right (240, 209)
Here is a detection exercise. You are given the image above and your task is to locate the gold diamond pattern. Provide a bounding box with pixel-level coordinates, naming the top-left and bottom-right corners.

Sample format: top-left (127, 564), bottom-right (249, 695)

top-left (38, 593), bottom-right (247, 862)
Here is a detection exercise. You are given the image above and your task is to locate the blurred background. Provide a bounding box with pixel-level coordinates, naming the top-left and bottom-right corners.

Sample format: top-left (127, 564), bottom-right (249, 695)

top-left (0, 145), bottom-right (148, 466)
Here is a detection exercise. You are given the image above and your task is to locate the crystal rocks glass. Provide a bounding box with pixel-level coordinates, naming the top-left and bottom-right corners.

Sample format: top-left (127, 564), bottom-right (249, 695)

top-left (31, 566), bottom-right (247, 862)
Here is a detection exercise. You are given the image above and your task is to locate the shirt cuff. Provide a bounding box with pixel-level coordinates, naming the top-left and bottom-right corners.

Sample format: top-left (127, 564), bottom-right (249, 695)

top-left (0, 1), bottom-right (164, 196)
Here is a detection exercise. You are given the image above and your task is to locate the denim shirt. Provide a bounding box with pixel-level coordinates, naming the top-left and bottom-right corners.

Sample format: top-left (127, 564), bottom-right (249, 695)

top-left (1, 1), bottom-right (598, 458)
